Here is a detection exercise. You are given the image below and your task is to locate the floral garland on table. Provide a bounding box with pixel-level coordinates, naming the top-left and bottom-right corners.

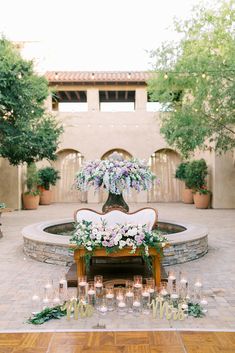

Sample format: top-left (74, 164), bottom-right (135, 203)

top-left (74, 158), bottom-right (157, 195)
top-left (70, 220), bottom-right (168, 269)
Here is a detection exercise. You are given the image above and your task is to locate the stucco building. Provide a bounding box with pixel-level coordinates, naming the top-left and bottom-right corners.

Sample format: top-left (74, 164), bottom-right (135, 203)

top-left (0, 71), bottom-right (234, 209)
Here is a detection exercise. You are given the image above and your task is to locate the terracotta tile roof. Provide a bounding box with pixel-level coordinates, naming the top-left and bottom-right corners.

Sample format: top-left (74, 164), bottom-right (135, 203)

top-left (45, 71), bottom-right (153, 83)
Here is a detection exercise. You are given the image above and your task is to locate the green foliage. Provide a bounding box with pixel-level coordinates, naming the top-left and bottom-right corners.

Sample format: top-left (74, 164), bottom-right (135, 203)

top-left (175, 162), bottom-right (189, 186)
top-left (148, 1), bottom-right (235, 157)
top-left (38, 166), bottom-right (60, 190)
top-left (188, 302), bottom-right (205, 318)
top-left (185, 159), bottom-right (208, 190)
top-left (0, 203), bottom-right (6, 209)
top-left (25, 163), bottom-right (40, 195)
top-left (27, 305), bottom-right (66, 325)
top-left (0, 37), bottom-right (63, 165)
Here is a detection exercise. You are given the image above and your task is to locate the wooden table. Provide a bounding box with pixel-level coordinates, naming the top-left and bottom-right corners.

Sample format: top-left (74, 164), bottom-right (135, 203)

top-left (72, 246), bottom-right (166, 288)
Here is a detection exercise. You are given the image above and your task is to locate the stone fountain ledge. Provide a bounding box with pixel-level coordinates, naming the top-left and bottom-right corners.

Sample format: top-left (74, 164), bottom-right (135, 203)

top-left (22, 218), bottom-right (208, 267)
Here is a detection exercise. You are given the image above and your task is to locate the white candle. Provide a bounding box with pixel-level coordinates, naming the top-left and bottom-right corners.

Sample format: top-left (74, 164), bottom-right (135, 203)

top-left (32, 294), bottom-right (40, 301)
top-left (133, 301), bottom-right (141, 307)
top-left (88, 289), bottom-right (95, 295)
top-left (160, 289), bottom-right (168, 296)
top-left (95, 282), bottom-right (103, 288)
top-left (168, 275), bottom-right (176, 281)
top-left (180, 279), bottom-right (188, 284)
top-left (134, 283), bottom-right (142, 288)
top-left (79, 281), bottom-right (87, 286)
top-left (142, 291), bottom-right (150, 297)
top-left (126, 291), bottom-right (134, 297)
top-left (99, 306), bottom-right (108, 313)
top-left (118, 301), bottom-right (126, 308)
top-left (116, 294), bottom-right (124, 301)
top-left (181, 303), bottom-right (188, 310)
top-left (194, 281), bottom-right (202, 288)
top-left (148, 288), bottom-right (155, 293)
top-left (44, 283), bottom-right (52, 289)
top-left (200, 299), bottom-right (208, 305)
top-left (171, 293), bottom-right (179, 299)
top-left (106, 293), bottom-right (114, 299)
top-left (53, 297), bottom-right (60, 304)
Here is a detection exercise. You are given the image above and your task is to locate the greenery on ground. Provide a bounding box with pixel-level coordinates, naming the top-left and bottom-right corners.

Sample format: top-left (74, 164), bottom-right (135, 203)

top-left (0, 37), bottom-right (63, 165)
top-left (148, 0), bottom-right (235, 157)
top-left (27, 305), bottom-right (67, 325)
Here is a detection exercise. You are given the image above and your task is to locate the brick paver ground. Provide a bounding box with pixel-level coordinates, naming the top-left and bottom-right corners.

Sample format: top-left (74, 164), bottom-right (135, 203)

top-left (0, 202), bottom-right (234, 331)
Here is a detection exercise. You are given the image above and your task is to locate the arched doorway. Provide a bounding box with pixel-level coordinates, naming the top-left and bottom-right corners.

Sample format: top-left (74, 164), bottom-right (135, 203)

top-left (52, 149), bottom-right (87, 203)
top-left (100, 149), bottom-right (138, 203)
top-left (148, 149), bottom-right (183, 202)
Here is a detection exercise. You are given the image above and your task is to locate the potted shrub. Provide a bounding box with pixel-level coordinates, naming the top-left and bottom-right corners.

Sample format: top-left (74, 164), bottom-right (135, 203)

top-left (175, 162), bottom-right (193, 204)
top-left (22, 164), bottom-right (40, 210)
top-left (185, 159), bottom-right (211, 209)
top-left (38, 167), bottom-right (60, 205)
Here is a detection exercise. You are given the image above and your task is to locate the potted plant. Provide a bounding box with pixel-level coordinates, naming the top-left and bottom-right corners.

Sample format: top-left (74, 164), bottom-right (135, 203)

top-left (175, 162), bottom-right (193, 204)
top-left (22, 163), bottom-right (40, 210)
top-left (37, 167), bottom-right (60, 205)
top-left (185, 159), bottom-right (211, 209)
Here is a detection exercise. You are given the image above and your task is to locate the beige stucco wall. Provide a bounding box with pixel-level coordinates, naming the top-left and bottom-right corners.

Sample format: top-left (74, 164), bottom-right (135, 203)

top-left (0, 158), bottom-right (22, 209)
top-left (1, 82), bottom-right (234, 209)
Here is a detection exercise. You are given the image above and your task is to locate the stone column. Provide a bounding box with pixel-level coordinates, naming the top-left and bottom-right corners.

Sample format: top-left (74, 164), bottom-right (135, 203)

top-left (87, 89), bottom-right (99, 112)
top-left (135, 88), bottom-right (147, 111)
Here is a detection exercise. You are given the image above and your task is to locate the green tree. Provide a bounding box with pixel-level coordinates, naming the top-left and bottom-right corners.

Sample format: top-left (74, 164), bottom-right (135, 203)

top-left (148, 0), bottom-right (235, 157)
top-left (0, 38), bottom-right (63, 165)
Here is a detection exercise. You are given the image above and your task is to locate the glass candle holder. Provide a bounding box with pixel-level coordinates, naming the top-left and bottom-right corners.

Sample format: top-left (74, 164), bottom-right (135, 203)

top-left (194, 277), bottom-right (203, 301)
top-left (117, 298), bottom-right (127, 315)
top-left (87, 281), bottom-right (96, 306)
top-left (59, 276), bottom-right (68, 302)
top-left (200, 297), bottom-right (208, 313)
top-left (78, 276), bottom-right (87, 299)
top-left (43, 278), bottom-right (53, 299)
top-left (94, 275), bottom-right (103, 307)
top-left (52, 288), bottom-right (61, 306)
top-left (42, 295), bottom-right (50, 310)
top-left (133, 275), bottom-right (142, 290)
top-left (132, 294), bottom-right (142, 316)
top-left (105, 285), bottom-right (115, 311)
top-left (31, 293), bottom-right (41, 315)
top-left (98, 298), bottom-right (108, 316)
top-left (125, 288), bottom-right (134, 313)
top-left (142, 285), bottom-right (151, 314)
top-left (146, 278), bottom-right (155, 301)
top-left (159, 282), bottom-right (168, 298)
top-left (167, 271), bottom-right (176, 294)
top-left (116, 287), bottom-right (125, 303)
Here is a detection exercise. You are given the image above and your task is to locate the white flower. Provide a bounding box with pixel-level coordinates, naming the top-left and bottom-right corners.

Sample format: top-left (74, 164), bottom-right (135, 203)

top-left (86, 246), bottom-right (92, 251)
top-left (96, 233), bottom-right (102, 240)
top-left (119, 240), bottom-right (126, 248)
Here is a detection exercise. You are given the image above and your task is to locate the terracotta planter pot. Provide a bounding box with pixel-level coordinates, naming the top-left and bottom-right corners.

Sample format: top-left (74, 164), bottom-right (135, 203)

top-left (22, 194), bottom-right (40, 210)
top-left (40, 189), bottom-right (52, 205)
top-left (182, 188), bottom-right (194, 204)
top-left (193, 192), bottom-right (211, 209)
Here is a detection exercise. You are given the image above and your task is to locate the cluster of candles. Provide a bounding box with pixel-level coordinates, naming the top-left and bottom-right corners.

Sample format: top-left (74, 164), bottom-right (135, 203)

top-left (31, 271), bottom-right (208, 316)
top-left (31, 276), bottom-right (68, 314)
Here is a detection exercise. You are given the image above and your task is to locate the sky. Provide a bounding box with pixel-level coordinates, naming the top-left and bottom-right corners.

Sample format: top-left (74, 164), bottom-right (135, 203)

top-left (0, 0), bottom-right (215, 72)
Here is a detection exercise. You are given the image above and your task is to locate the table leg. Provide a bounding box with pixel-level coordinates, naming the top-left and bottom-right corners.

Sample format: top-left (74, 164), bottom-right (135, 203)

top-left (153, 255), bottom-right (161, 288)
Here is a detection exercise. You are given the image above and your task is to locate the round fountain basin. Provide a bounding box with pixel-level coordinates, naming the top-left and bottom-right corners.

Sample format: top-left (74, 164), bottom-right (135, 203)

top-left (22, 218), bottom-right (208, 266)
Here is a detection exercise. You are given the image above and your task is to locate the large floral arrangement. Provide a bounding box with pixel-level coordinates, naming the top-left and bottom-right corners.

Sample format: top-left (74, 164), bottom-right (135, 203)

top-left (70, 220), bottom-right (167, 268)
top-left (74, 157), bottom-right (157, 195)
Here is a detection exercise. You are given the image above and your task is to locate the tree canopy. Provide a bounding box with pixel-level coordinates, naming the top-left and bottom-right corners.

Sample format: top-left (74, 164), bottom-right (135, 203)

top-left (0, 38), bottom-right (63, 165)
top-left (148, 0), bottom-right (235, 157)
